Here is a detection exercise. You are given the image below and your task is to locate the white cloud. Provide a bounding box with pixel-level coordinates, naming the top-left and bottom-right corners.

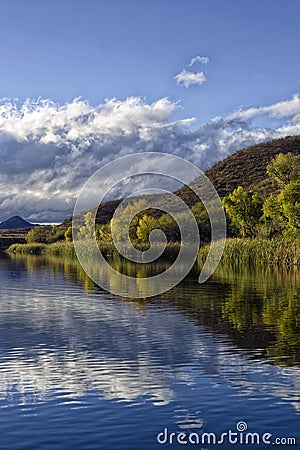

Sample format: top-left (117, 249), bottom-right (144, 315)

top-left (0, 96), bottom-right (179, 145)
top-left (232, 94), bottom-right (300, 120)
top-left (0, 94), bottom-right (300, 222)
top-left (174, 70), bottom-right (206, 88)
top-left (175, 55), bottom-right (209, 88)
top-left (189, 55), bottom-right (209, 66)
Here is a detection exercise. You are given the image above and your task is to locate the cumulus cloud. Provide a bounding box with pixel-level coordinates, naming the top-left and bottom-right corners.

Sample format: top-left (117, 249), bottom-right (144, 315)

top-left (175, 70), bottom-right (206, 88)
top-left (0, 95), bottom-right (300, 222)
top-left (189, 55), bottom-right (209, 66)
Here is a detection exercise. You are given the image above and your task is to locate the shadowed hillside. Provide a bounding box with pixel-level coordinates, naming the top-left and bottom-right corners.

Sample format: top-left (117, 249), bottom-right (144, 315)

top-left (175, 135), bottom-right (300, 208)
top-left (202, 135), bottom-right (300, 198)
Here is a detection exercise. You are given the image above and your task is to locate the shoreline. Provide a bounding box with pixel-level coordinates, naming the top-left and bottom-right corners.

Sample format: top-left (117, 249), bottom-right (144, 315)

top-left (7, 237), bottom-right (300, 267)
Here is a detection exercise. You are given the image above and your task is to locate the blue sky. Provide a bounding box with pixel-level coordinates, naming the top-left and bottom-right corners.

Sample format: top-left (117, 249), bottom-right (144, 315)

top-left (1, 0), bottom-right (299, 124)
top-left (0, 0), bottom-right (300, 221)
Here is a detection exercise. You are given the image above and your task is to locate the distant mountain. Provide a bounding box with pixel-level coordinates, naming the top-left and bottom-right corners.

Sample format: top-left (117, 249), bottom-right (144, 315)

top-left (0, 216), bottom-right (36, 230)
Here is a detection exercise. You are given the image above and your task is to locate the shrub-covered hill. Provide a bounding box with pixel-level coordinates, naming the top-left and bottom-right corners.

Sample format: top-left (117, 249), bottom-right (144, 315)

top-left (174, 135), bottom-right (300, 208)
top-left (62, 135), bottom-right (300, 227)
top-left (201, 135), bottom-right (300, 198)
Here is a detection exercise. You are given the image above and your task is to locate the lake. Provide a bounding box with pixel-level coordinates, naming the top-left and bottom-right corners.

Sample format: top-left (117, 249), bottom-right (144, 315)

top-left (0, 254), bottom-right (299, 449)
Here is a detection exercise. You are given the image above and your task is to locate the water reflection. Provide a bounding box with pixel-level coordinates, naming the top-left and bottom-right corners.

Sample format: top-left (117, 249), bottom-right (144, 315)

top-left (10, 254), bottom-right (300, 366)
top-left (214, 264), bottom-right (300, 366)
top-left (0, 255), bottom-right (300, 449)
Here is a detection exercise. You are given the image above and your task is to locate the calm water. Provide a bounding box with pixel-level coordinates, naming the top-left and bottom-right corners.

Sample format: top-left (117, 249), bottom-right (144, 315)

top-left (0, 254), bottom-right (300, 449)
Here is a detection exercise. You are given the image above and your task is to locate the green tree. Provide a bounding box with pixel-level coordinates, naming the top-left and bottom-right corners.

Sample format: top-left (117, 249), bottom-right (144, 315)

top-left (26, 227), bottom-right (47, 243)
top-left (79, 212), bottom-right (95, 239)
top-left (49, 224), bottom-right (65, 243)
top-left (110, 199), bottom-right (147, 244)
top-left (266, 152), bottom-right (300, 187)
top-left (158, 213), bottom-right (180, 242)
top-left (263, 153), bottom-right (300, 236)
top-left (223, 186), bottom-right (263, 237)
top-left (64, 226), bottom-right (73, 242)
top-left (136, 214), bottom-right (158, 242)
top-left (280, 180), bottom-right (300, 231)
top-left (191, 202), bottom-right (210, 242)
top-left (95, 224), bottom-right (113, 243)
top-left (262, 194), bottom-right (286, 236)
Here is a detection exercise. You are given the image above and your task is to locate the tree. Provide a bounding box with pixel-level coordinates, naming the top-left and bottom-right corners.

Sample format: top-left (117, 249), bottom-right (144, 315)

top-left (223, 186), bottom-right (263, 237)
top-left (95, 224), bottom-right (113, 244)
top-left (266, 152), bottom-right (300, 187)
top-left (26, 227), bottom-right (47, 244)
top-left (79, 212), bottom-right (95, 239)
top-left (263, 153), bottom-right (300, 236)
top-left (136, 214), bottom-right (158, 242)
top-left (49, 224), bottom-right (65, 243)
top-left (110, 199), bottom-right (147, 244)
top-left (157, 213), bottom-right (180, 242)
top-left (64, 226), bottom-right (73, 242)
top-left (280, 180), bottom-right (300, 231)
top-left (191, 202), bottom-right (210, 242)
top-left (262, 194), bottom-right (286, 236)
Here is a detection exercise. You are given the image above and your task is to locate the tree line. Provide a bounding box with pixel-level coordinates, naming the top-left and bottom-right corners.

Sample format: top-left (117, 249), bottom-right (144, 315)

top-left (26, 152), bottom-right (300, 246)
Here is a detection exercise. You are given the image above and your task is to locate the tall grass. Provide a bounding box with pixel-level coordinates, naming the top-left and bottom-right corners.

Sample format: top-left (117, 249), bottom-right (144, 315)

top-left (9, 237), bottom-right (300, 267)
top-left (7, 240), bottom-right (181, 260)
top-left (7, 243), bottom-right (47, 255)
top-left (198, 237), bottom-right (300, 266)
top-left (43, 241), bottom-right (76, 257)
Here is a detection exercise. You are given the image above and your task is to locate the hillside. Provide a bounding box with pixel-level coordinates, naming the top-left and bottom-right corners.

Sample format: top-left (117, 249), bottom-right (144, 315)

top-left (62, 135), bottom-right (300, 227)
top-left (0, 216), bottom-right (36, 230)
top-left (175, 135), bottom-right (300, 207)
top-left (201, 135), bottom-right (300, 197)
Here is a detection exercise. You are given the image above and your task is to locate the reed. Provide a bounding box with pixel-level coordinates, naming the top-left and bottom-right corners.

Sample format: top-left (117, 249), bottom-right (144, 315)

top-left (10, 238), bottom-right (300, 267)
top-left (7, 243), bottom-right (47, 255)
top-left (7, 240), bottom-right (181, 260)
top-left (198, 237), bottom-right (300, 266)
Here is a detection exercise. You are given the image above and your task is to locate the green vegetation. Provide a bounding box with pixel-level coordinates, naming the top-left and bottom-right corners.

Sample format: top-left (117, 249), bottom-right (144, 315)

top-left (26, 224), bottom-right (65, 244)
top-left (8, 242), bottom-right (74, 256)
top-left (262, 153), bottom-right (300, 237)
top-left (64, 226), bottom-right (72, 242)
top-left (78, 211), bottom-right (95, 239)
top-left (110, 199), bottom-right (147, 244)
top-left (7, 137), bottom-right (300, 267)
top-left (198, 237), bottom-right (300, 267)
top-left (136, 214), bottom-right (157, 242)
top-left (199, 151), bottom-right (300, 266)
top-left (223, 186), bottom-right (263, 237)
top-left (266, 152), bottom-right (300, 186)
top-left (199, 152), bottom-right (300, 267)
top-left (200, 135), bottom-right (300, 198)
top-left (8, 243), bottom-right (47, 255)
top-left (59, 136), bottom-right (300, 229)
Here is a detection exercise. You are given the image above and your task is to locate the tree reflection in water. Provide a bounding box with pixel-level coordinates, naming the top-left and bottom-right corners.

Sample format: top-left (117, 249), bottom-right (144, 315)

top-left (11, 254), bottom-right (300, 367)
